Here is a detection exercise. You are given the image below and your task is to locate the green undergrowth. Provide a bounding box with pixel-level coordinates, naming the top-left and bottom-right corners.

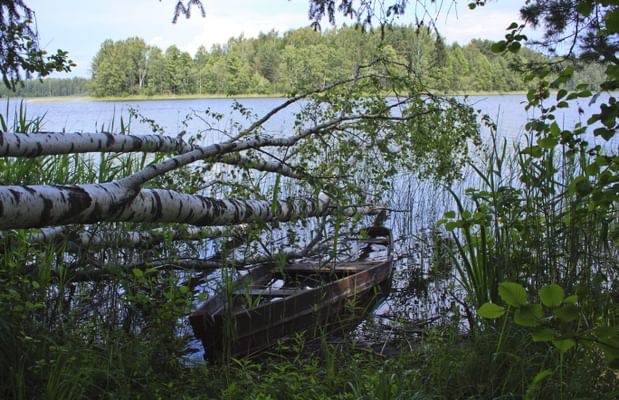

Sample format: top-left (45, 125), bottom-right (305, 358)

top-left (5, 321), bottom-right (615, 400)
top-left (1, 47), bottom-right (618, 398)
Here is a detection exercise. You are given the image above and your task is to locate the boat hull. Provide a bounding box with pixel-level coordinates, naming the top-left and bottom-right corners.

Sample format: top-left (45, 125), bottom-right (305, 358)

top-left (189, 259), bottom-right (392, 361)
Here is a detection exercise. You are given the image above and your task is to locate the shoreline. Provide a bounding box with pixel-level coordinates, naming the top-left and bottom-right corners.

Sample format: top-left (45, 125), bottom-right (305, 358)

top-left (22, 91), bottom-right (530, 103)
top-left (25, 93), bottom-right (286, 103)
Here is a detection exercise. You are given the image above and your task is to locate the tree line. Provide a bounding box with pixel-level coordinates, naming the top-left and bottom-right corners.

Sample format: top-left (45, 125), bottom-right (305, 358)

top-left (1, 25), bottom-right (608, 98)
top-left (0, 77), bottom-right (88, 97)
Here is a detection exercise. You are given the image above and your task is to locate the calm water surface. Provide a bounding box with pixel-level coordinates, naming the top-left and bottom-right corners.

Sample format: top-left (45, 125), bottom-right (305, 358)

top-left (8, 95), bottom-right (617, 349)
top-left (11, 94), bottom-right (616, 148)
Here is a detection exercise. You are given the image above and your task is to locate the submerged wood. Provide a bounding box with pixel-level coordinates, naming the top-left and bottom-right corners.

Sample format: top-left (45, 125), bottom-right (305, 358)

top-left (189, 226), bottom-right (393, 361)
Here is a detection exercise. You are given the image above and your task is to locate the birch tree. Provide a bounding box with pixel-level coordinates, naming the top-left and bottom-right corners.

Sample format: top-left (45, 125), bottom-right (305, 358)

top-left (0, 56), bottom-right (480, 379)
top-left (0, 62), bottom-right (478, 231)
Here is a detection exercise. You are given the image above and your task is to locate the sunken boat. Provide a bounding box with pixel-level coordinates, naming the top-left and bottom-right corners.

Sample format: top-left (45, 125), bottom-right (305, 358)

top-left (189, 226), bottom-right (393, 361)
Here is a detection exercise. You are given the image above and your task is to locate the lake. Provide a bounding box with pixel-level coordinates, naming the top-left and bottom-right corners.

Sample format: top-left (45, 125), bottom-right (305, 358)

top-left (6, 94), bottom-right (618, 354)
top-left (8, 94), bottom-right (617, 149)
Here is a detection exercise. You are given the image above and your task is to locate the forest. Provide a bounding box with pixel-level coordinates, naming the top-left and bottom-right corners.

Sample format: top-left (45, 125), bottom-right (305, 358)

top-left (0, 25), bottom-right (608, 98)
top-left (1, 0), bottom-right (618, 399)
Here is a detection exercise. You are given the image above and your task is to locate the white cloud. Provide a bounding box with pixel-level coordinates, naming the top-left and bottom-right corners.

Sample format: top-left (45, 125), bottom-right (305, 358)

top-left (437, 10), bottom-right (524, 45)
top-left (178, 12), bottom-right (310, 55)
top-left (148, 36), bottom-right (174, 51)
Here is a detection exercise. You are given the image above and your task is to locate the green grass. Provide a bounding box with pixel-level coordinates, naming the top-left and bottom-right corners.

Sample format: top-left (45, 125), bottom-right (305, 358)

top-left (1, 91), bottom-right (617, 399)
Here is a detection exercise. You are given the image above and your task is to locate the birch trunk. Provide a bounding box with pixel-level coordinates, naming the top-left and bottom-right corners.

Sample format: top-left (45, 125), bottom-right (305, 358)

top-left (0, 132), bottom-right (193, 157)
top-left (0, 184), bottom-right (330, 229)
top-left (8, 225), bottom-right (246, 248)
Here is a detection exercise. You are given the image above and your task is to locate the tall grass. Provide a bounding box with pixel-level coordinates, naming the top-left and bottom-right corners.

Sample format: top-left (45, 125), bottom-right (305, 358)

top-left (442, 124), bottom-right (617, 306)
top-left (0, 101), bottom-right (198, 399)
top-left (434, 114), bottom-right (618, 397)
top-left (1, 100), bottom-right (616, 399)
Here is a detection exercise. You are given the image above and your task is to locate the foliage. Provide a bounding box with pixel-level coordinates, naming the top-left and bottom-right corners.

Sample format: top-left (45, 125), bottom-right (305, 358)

top-left (519, 0), bottom-right (618, 64)
top-left (0, 0), bottom-right (74, 91)
top-left (85, 26), bottom-right (607, 97)
top-left (436, 1), bottom-right (619, 398)
top-left (0, 77), bottom-right (88, 97)
top-left (0, 45), bottom-right (480, 394)
top-left (479, 281), bottom-right (619, 398)
top-left (1, 1), bottom-right (618, 399)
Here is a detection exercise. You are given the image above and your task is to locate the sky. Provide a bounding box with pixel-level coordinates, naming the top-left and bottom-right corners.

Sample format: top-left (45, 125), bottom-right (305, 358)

top-left (29, 0), bottom-right (532, 78)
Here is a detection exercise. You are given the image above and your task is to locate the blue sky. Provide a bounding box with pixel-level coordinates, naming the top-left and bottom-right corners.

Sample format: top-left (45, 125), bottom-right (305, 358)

top-left (29, 0), bottom-right (531, 77)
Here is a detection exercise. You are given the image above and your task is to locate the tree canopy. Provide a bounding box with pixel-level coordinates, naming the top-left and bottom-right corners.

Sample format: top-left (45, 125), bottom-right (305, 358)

top-left (82, 27), bottom-right (604, 98)
top-left (0, 0), bottom-right (73, 90)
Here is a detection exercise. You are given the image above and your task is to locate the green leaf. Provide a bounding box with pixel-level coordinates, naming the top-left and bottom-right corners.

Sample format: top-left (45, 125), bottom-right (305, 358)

top-left (585, 162), bottom-right (600, 176)
top-left (555, 304), bottom-right (579, 323)
top-left (271, 174), bottom-right (281, 215)
top-left (576, 0), bottom-right (594, 17)
top-left (132, 268), bottom-right (143, 278)
top-left (598, 338), bottom-right (619, 359)
top-left (508, 42), bottom-right (521, 53)
top-left (557, 101), bottom-right (569, 108)
top-left (593, 326), bottom-right (617, 340)
top-left (531, 369), bottom-right (553, 385)
top-left (515, 304), bottom-right (542, 327)
top-left (594, 127), bottom-right (615, 141)
top-left (499, 281), bottom-right (528, 307)
top-left (556, 89), bottom-right (567, 100)
top-left (507, 22), bottom-right (519, 30)
top-left (538, 137), bottom-right (557, 149)
top-left (491, 41), bottom-right (507, 53)
top-left (606, 8), bottom-right (619, 34)
top-left (445, 221), bottom-right (458, 231)
top-left (550, 122), bottom-right (560, 137)
top-left (588, 114), bottom-right (601, 124)
top-left (563, 295), bottom-right (578, 305)
top-left (552, 338), bottom-right (576, 353)
top-left (561, 66), bottom-right (574, 78)
top-left (478, 303), bottom-right (506, 319)
top-left (521, 145), bottom-right (542, 158)
top-left (540, 284), bottom-right (564, 307)
top-left (532, 327), bottom-right (557, 342)
top-left (569, 176), bottom-right (592, 196)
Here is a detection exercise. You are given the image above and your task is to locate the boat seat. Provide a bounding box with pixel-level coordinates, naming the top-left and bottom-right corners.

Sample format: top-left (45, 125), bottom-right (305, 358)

top-left (234, 287), bottom-right (300, 297)
top-left (359, 238), bottom-right (389, 245)
top-left (284, 262), bottom-right (375, 273)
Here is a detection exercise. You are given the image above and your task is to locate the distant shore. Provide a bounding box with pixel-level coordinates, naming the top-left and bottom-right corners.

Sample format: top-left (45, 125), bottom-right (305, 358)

top-left (23, 91), bottom-right (530, 103)
top-left (25, 93), bottom-right (285, 103)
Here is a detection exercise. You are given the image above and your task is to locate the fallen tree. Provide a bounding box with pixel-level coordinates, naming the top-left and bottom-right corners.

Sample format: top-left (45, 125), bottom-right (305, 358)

top-left (0, 60), bottom-right (480, 366)
top-left (0, 62), bottom-right (479, 232)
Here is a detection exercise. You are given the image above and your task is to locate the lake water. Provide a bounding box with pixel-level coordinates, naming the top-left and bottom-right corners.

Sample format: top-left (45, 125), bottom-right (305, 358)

top-left (8, 94), bottom-right (617, 149)
top-left (7, 94), bottom-right (618, 353)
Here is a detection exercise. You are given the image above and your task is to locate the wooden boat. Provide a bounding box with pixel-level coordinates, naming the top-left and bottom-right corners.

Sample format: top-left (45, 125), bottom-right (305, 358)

top-left (189, 226), bottom-right (393, 361)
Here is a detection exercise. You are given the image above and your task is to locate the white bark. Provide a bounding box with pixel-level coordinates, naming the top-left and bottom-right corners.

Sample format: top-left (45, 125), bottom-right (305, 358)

top-left (0, 184), bottom-right (330, 229)
top-left (0, 132), bottom-right (193, 157)
top-left (0, 81), bottom-right (408, 231)
top-left (14, 225), bottom-right (246, 248)
top-left (219, 154), bottom-right (304, 180)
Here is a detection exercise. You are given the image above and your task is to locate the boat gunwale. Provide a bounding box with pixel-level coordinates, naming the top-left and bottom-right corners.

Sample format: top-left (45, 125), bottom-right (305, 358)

top-left (190, 257), bottom-right (391, 319)
top-left (189, 225), bottom-right (393, 360)
top-left (211, 257), bottom-right (393, 342)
